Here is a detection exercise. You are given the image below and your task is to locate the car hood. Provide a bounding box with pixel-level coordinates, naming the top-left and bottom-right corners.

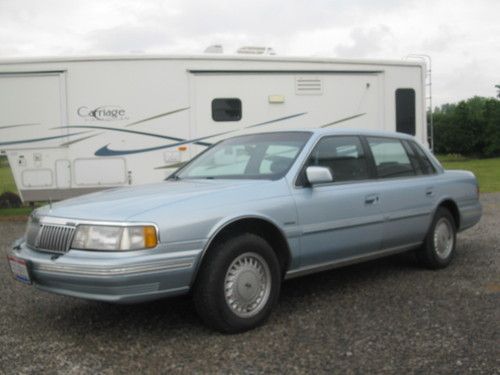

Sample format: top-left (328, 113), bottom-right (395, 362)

top-left (36, 179), bottom-right (265, 222)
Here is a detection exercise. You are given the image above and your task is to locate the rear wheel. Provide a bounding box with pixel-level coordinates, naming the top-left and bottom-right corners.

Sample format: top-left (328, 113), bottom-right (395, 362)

top-left (417, 207), bottom-right (457, 269)
top-left (193, 233), bottom-right (281, 333)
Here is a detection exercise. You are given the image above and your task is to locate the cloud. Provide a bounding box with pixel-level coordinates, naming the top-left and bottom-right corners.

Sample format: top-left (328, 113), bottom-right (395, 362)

top-left (334, 25), bottom-right (394, 58)
top-left (421, 25), bottom-right (463, 52)
top-left (86, 25), bottom-right (173, 53)
top-left (0, 0), bottom-right (499, 104)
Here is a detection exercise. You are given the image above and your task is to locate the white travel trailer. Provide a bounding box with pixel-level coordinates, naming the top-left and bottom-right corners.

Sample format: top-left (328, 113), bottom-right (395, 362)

top-left (0, 54), bottom-right (428, 202)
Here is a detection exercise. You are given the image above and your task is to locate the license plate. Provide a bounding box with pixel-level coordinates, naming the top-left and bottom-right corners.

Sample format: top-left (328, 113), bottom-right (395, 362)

top-left (8, 255), bottom-right (32, 285)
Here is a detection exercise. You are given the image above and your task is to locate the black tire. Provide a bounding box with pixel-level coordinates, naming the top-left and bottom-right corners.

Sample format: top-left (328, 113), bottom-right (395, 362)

top-left (193, 233), bottom-right (281, 333)
top-left (417, 207), bottom-right (457, 269)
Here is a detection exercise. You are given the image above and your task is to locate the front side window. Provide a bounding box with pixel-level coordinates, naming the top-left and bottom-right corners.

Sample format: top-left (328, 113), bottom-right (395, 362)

top-left (300, 136), bottom-right (369, 183)
top-left (173, 132), bottom-right (311, 180)
top-left (212, 98), bottom-right (242, 121)
top-left (367, 137), bottom-right (415, 178)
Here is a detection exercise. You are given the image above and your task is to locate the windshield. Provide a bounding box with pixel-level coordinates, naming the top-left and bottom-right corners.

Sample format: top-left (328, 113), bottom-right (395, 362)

top-left (172, 132), bottom-right (311, 180)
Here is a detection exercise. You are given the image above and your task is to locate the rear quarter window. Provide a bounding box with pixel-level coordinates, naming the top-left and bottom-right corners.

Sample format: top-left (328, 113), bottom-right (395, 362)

top-left (411, 141), bottom-right (437, 175)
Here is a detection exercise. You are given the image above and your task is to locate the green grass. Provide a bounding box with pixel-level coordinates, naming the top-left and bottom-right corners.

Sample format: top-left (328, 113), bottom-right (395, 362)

top-left (0, 159), bottom-right (17, 194)
top-left (438, 156), bottom-right (500, 193)
top-left (0, 206), bottom-right (34, 217)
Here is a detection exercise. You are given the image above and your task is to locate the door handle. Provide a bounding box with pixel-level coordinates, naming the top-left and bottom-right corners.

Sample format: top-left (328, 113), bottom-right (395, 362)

top-left (365, 194), bottom-right (379, 205)
top-left (425, 187), bottom-right (434, 197)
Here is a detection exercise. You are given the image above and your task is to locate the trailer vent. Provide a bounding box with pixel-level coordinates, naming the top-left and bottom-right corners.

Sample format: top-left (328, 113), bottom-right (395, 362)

top-left (295, 77), bottom-right (323, 95)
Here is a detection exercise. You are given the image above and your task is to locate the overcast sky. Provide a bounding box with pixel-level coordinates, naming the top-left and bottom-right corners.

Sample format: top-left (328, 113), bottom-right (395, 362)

top-left (1, 0), bottom-right (498, 105)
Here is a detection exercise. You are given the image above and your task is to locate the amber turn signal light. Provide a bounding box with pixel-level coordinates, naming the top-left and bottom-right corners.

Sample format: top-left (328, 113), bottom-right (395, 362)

top-left (144, 226), bottom-right (158, 248)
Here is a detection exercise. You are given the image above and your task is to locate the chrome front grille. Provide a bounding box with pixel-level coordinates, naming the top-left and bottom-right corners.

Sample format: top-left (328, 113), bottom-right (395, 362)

top-left (26, 221), bottom-right (75, 254)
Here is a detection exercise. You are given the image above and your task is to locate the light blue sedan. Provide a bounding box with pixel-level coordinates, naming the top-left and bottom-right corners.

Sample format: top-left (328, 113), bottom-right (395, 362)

top-left (8, 129), bottom-right (482, 332)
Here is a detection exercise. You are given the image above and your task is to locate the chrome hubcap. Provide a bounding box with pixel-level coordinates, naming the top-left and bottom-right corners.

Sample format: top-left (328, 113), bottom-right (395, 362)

top-left (434, 218), bottom-right (454, 259)
top-left (224, 252), bottom-right (271, 318)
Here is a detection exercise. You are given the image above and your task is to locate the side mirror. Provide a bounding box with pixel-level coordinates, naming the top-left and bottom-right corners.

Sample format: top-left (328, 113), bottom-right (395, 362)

top-left (306, 166), bottom-right (333, 185)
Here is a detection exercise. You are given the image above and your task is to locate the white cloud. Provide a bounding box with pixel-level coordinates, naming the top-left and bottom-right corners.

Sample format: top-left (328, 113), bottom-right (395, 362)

top-left (0, 0), bottom-right (499, 104)
top-left (334, 25), bottom-right (395, 58)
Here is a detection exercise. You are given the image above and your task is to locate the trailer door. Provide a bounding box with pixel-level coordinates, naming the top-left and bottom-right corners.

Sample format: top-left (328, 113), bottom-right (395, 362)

top-left (190, 72), bottom-right (383, 156)
top-left (0, 72), bottom-right (67, 151)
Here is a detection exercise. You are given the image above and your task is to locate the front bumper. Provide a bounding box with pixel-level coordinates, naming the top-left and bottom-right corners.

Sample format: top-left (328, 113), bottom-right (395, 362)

top-left (8, 238), bottom-right (202, 303)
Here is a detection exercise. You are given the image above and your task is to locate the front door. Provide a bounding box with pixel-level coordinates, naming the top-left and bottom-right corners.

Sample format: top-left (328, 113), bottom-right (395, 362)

top-left (291, 135), bottom-right (383, 268)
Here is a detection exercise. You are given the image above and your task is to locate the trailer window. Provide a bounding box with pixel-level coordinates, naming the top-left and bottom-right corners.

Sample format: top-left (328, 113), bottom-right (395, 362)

top-left (212, 98), bottom-right (242, 121)
top-left (395, 88), bottom-right (416, 136)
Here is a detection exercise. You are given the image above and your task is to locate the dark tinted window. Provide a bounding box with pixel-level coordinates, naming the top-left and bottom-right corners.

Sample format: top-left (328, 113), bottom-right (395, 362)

top-left (212, 98), bottom-right (242, 121)
top-left (402, 140), bottom-right (423, 175)
top-left (396, 88), bottom-right (416, 135)
top-left (367, 137), bottom-right (415, 178)
top-left (411, 141), bottom-right (436, 175)
top-left (303, 136), bottom-right (369, 183)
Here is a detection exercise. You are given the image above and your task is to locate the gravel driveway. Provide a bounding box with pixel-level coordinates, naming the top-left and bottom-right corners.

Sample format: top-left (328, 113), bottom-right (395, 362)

top-left (1, 194), bottom-right (498, 374)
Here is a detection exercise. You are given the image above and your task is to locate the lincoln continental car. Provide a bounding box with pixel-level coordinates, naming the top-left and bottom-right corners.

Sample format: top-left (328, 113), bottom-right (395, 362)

top-left (8, 129), bottom-right (482, 332)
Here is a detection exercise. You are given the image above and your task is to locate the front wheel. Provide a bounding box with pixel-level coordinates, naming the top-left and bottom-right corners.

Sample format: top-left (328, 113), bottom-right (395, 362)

top-left (417, 207), bottom-right (457, 269)
top-left (193, 233), bottom-right (281, 333)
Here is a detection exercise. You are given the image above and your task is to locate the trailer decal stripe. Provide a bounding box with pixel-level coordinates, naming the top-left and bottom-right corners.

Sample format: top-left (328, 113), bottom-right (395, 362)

top-left (320, 113), bottom-right (366, 128)
top-left (49, 107), bottom-right (192, 147)
top-left (56, 125), bottom-right (211, 147)
top-left (0, 123), bottom-right (39, 130)
top-left (94, 131), bottom-right (234, 156)
top-left (92, 111), bottom-right (308, 156)
top-left (60, 132), bottom-right (106, 147)
top-left (0, 132), bottom-right (88, 146)
top-left (245, 112), bottom-right (307, 128)
top-left (125, 107), bottom-right (190, 127)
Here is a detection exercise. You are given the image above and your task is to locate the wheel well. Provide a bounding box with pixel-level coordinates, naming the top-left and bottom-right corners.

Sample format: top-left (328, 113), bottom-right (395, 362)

top-left (438, 199), bottom-right (460, 229)
top-left (202, 218), bottom-right (291, 275)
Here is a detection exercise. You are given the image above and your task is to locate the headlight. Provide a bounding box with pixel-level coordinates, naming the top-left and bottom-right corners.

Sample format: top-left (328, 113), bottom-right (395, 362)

top-left (72, 225), bottom-right (158, 251)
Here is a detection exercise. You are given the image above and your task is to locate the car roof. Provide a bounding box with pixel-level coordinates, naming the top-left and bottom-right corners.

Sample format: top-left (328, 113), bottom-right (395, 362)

top-left (312, 128), bottom-right (415, 139)
top-left (244, 128), bottom-right (417, 140)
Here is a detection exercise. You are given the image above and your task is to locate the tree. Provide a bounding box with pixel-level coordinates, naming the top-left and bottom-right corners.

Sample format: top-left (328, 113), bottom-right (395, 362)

top-left (433, 96), bottom-right (500, 157)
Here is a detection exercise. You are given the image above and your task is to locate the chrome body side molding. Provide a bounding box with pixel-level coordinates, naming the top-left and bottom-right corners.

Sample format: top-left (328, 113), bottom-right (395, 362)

top-left (285, 242), bottom-right (422, 280)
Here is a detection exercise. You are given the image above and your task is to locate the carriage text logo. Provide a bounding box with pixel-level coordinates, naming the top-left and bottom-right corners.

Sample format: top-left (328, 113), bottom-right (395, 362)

top-left (77, 105), bottom-right (128, 121)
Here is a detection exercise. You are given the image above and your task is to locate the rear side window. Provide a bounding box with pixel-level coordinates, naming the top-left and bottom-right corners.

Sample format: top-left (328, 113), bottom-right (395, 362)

top-left (367, 137), bottom-right (415, 178)
top-left (395, 88), bottom-right (416, 135)
top-left (411, 141), bottom-right (436, 175)
top-left (212, 98), bottom-right (242, 121)
top-left (303, 136), bottom-right (369, 183)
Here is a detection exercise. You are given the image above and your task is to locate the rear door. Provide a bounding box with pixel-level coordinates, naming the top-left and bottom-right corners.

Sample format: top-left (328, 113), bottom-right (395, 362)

top-left (365, 136), bottom-right (435, 249)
